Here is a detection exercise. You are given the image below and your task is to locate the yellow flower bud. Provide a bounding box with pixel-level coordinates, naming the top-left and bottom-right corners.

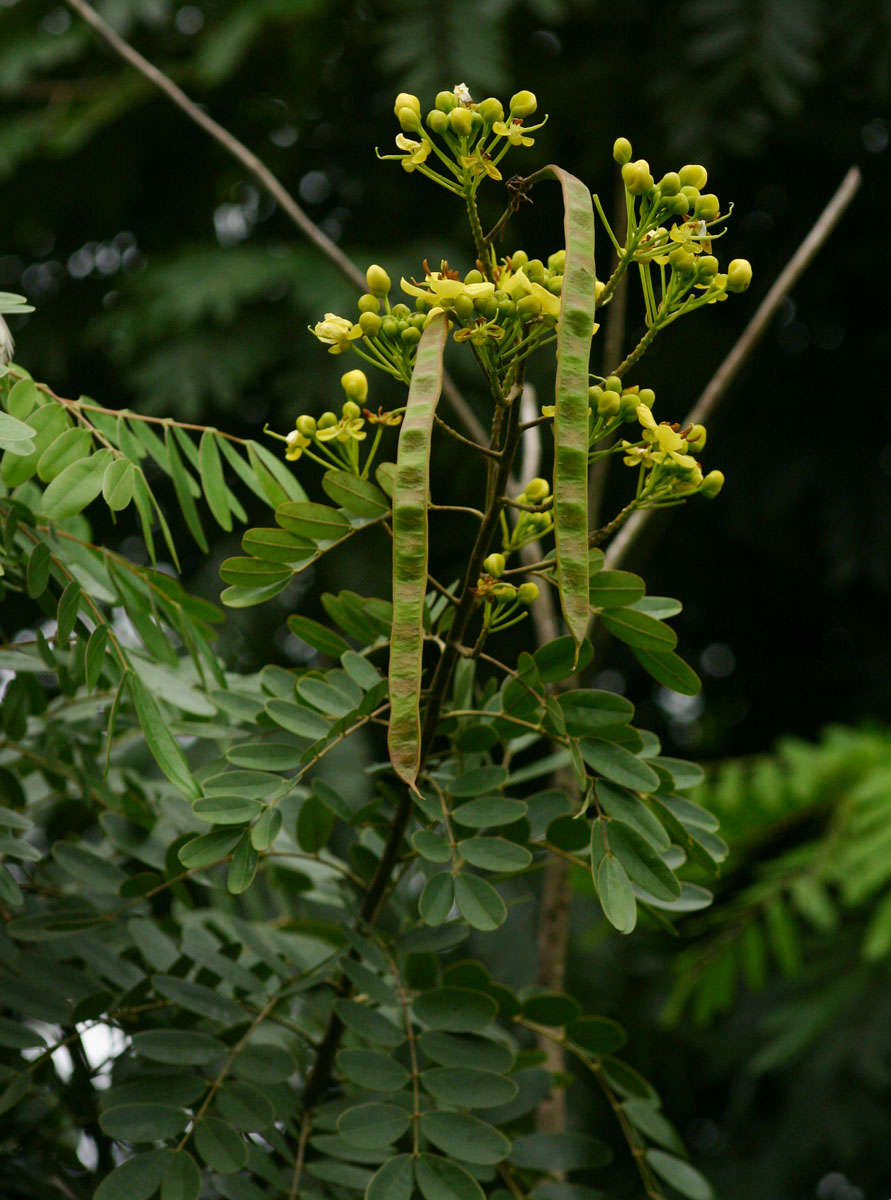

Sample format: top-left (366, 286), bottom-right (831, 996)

top-left (453, 293), bottom-right (475, 321)
top-left (516, 294), bottom-right (542, 319)
top-left (509, 90), bottom-right (537, 117)
top-left (594, 280), bottom-right (607, 303)
top-left (604, 375), bottom-right (623, 393)
top-left (637, 388), bottom-right (656, 409)
top-left (426, 109), bottom-right (449, 134)
top-left (397, 105), bottom-right (420, 132)
top-left (669, 247), bottom-right (696, 273)
top-left (700, 469), bottom-right (725, 498)
top-left (448, 106), bottom-right (474, 136)
top-left (341, 369), bottom-right (368, 403)
top-left (696, 255), bottom-right (719, 280)
top-left (359, 311), bottom-right (382, 335)
top-left (597, 391), bottom-right (621, 417)
top-left (621, 159), bottom-right (654, 196)
top-left (296, 414), bottom-right (316, 436)
top-left (679, 164), bottom-right (708, 190)
top-left (357, 293), bottom-right (380, 314)
top-left (318, 411), bottom-right (337, 430)
top-left (680, 184), bottom-right (701, 203)
top-left (492, 583), bottom-right (517, 602)
top-left (659, 171), bottom-right (681, 195)
top-left (342, 400), bottom-right (362, 420)
top-left (509, 249), bottom-right (528, 269)
top-left (401, 326), bottom-right (421, 345)
top-left (547, 249), bottom-right (566, 273)
top-left (686, 423), bottom-right (706, 452)
top-left (435, 90), bottom-right (457, 113)
top-left (525, 477), bottom-right (550, 502)
top-left (526, 258), bottom-right (545, 282)
top-left (484, 552), bottom-right (506, 578)
top-left (394, 92), bottom-right (421, 117)
top-left (517, 582), bottom-right (539, 605)
top-left (464, 269), bottom-right (484, 284)
top-left (694, 193), bottom-right (720, 221)
top-left (477, 97), bottom-right (505, 126)
top-left (366, 264), bottom-right (391, 296)
top-left (726, 259), bottom-right (753, 293)
top-left (669, 193), bottom-right (690, 216)
top-left (612, 136), bottom-right (633, 165)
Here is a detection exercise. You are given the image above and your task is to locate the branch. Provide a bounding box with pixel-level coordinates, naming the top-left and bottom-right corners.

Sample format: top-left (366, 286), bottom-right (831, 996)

top-left (605, 165), bottom-right (862, 570)
top-left (63, 0), bottom-right (488, 446)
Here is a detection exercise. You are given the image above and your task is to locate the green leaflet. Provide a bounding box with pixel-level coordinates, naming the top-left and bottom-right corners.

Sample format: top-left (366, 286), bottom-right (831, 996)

top-left (545, 165), bottom-right (597, 649)
top-left (387, 312), bottom-right (448, 785)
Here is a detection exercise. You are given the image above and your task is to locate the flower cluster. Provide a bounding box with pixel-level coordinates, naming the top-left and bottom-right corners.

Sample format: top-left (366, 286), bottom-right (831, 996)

top-left (619, 399), bottom-right (723, 504)
top-left (378, 86), bottom-right (547, 196)
top-left (271, 369), bottom-right (401, 477)
top-left (474, 549), bottom-right (540, 635)
top-left (598, 138), bottom-right (752, 324)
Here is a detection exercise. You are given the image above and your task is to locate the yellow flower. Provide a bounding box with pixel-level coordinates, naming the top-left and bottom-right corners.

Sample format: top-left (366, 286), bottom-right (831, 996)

top-left (460, 151), bottom-right (502, 181)
top-left (364, 407), bottom-right (403, 426)
top-left (508, 269), bottom-right (561, 320)
top-left (311, 313), bottom-right (364, 354)
top-left (285, 431), bottom-right (311, 461)
top-left (540, 404), bottom-right (556, 418)
top-left (637, 405), bottom-right (698, 471)
top-left (453, 320), bottom-right (505, 345)
top-left (394, 133), bottom-right (432, 171)
top-left (401, 273), bottom-right (495, 305)
top-left (492, 119), bottom-right (534, 147)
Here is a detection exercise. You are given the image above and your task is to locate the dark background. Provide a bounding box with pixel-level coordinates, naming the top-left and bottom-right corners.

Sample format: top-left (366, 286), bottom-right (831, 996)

top-left (2, 1), bottom-right (889, 1196)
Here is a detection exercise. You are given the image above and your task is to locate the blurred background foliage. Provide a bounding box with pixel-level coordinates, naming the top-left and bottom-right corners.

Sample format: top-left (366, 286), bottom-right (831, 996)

top-left (1, 0), bottom-right (889, 1196)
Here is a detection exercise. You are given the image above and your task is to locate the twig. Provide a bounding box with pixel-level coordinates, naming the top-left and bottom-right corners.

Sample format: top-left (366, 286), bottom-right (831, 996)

top-left (434, 413), bottom-right (501, 459)
top-left (289, 1111), bottom-right (312, 1200)
top-left (605, 165), bottom-right (861, 570)
top-left (63, 0), bottom-right (488, 446)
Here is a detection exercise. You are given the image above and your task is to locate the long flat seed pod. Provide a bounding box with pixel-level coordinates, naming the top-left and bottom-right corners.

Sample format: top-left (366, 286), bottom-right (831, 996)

top-left (388, 313), bottom-right (448, 785)
top-left (544, 165), bottom-right (597, 649)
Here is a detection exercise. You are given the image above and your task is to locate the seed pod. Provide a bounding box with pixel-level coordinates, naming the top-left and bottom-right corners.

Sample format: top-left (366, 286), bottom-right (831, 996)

top-left (388, 314), bottom-right (448, 785)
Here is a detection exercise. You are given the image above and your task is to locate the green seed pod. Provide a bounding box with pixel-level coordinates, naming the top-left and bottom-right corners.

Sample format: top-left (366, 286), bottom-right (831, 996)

top-left (366, 264), bottom-right (392, 295)
top-left (517, 294), bottom-right (542, 319)
top-left (668, 246), bottom-right (695, 273)
top-left (397, 106), bottom-right (420, 132)
top-left (696, 255), bottom-right (719, 280)
top-left (612, 136), bottom-right (633, 165)
top-left (526, 258), bottom-right (546, 281)
top-left (637, 387), bottom-right (656, 409)
top-left (509, 90), bottom-right (537, 117)
top-left (394, 92), bottom-right (421, 117)
top-left (464, 269), bottom-right (484, 284)
top-left (357, 293), bottom-right (381, 314)
top-left (426, 109), bottom-right (449, 134)
top-left (359, 311), bottom-right (382, 335)
top-left (621, 159), bottom-right (654, 196)
top-left (448, 107), bottom-right (474, 136)
top-left (517, 582), bottom-right (539, 604)
top-left (700, 469), bottom-right (725, 498)
top-left (604, 375), bottom-right (623, 393)
top-left (342, 400), bottom-right (362, 420)
top-left (453, 294), bottom-right (475, 322)
top-left (296, 414), bottom-right (316, 436)
top-left (380, 315), bottom-right (400, 338)
top-left (391, 302), bottom-right (411, 320)
top-left (525, 477), bottom-right (550, 502)
top-left (546, 274), bottom-right (563, 295)
top-left (477, 97), bottom-right (505, 126)
top-left (686, 423), bottom-right (707, 451)
top-left (548, 249), bottom-right (566, 273)
top-left (401, 325), bottom-right (421, 345)
top-left (435, 90), bottom-right (457, 113)
top-left (341, 369), bottom-right (369, 403)
top-left (679, 163), bottom-right (708, 190)
top-left (318, 411), bottom-right (337, 430)
top-left (726, 258), bottom-right (753, 293)
top-left (509, 250), bottom-right (529, 270)
top-left (483, 552), bottom-right (506, 577)
top-left (659, 171), bottom-right (681, 196)
top-left (694, 193), bottom-right (720, 221)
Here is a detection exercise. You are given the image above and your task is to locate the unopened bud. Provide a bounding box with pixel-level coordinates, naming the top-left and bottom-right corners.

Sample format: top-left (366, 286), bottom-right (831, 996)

top-left (637, 387), bottom-right (656, 409)
top-left (597, 391), bottom-right (621, 417)
top-left (679, 164), bottom-right (708, 190)
top-left (509, 250), bottom-right (528, 270)
top-left (524, 477), bottom-right (550, 502)
top-left (394, 92), bottom-right (421, 117)
top-left (426, 109), bottom-right (449, 134)
top-left (318, 411), bottom-right (337, 430)
top-left (342, 400), bottom-right (362, 420)
top-left (492, 583), bottom-right (517, 602)
top-left (357, 293), bottom-right (380, 314)
top-left (659, 171), bottom-right (681, 195)
top-left (612, 136), bottom-right (633, 165)
top-left (448, 107), bottom-right (474, 136)
top-left (726, 258), bottom-right (753, 293)
top-left (547, 249), bottom-right (566, 273)
top-left (435, 90), bottom-right (457, 112)
top-left (401, 326), bottom-right (421, 345)
top-left (477, 97), bottom-right (504, 126)
top-left (622, 159), bottom-right (654, 196)
top-left (680, 185), bottom-right (701, 203)
top-left (669, 193), bottom-right (690, 216)
top-left (366, 264), bottom-right (391, 295)
top-left (464, 269), bottom-right (484, 284)
top-left (341, 369), bottom-right (368, 403)
top-left (604, 375), bottom-right (623, 393)
top-left (696, 255), bottom-right (719, 280)
top-left (509, 90), bottom-right (537, 117)
top-left (517, 582), bottom-right (539, 604)
top-left (668, 247), bottom-right (695, 273)
top-left (686, 423), bottom-right (706, 451)
top-left (700, 469), bottom-right (725, 498)
top-left (397, 106), bottom-right (420, 132)
top-left (296, 415), bottom-right (316, 436)
top-left (694, 193), bottom-right (720, 221)
top-left (526, 258), bottom-right (545, 282)
top-left (380, 315), bottom-right (399, 338)
top-left (484, 552), bottom-right (506, 577)
top-left (359, 311), bottom-right (382, 335)
top-left (453, 293), bottom-right (475, 321)
top-left (516, 294), bottom-right (542, 319)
